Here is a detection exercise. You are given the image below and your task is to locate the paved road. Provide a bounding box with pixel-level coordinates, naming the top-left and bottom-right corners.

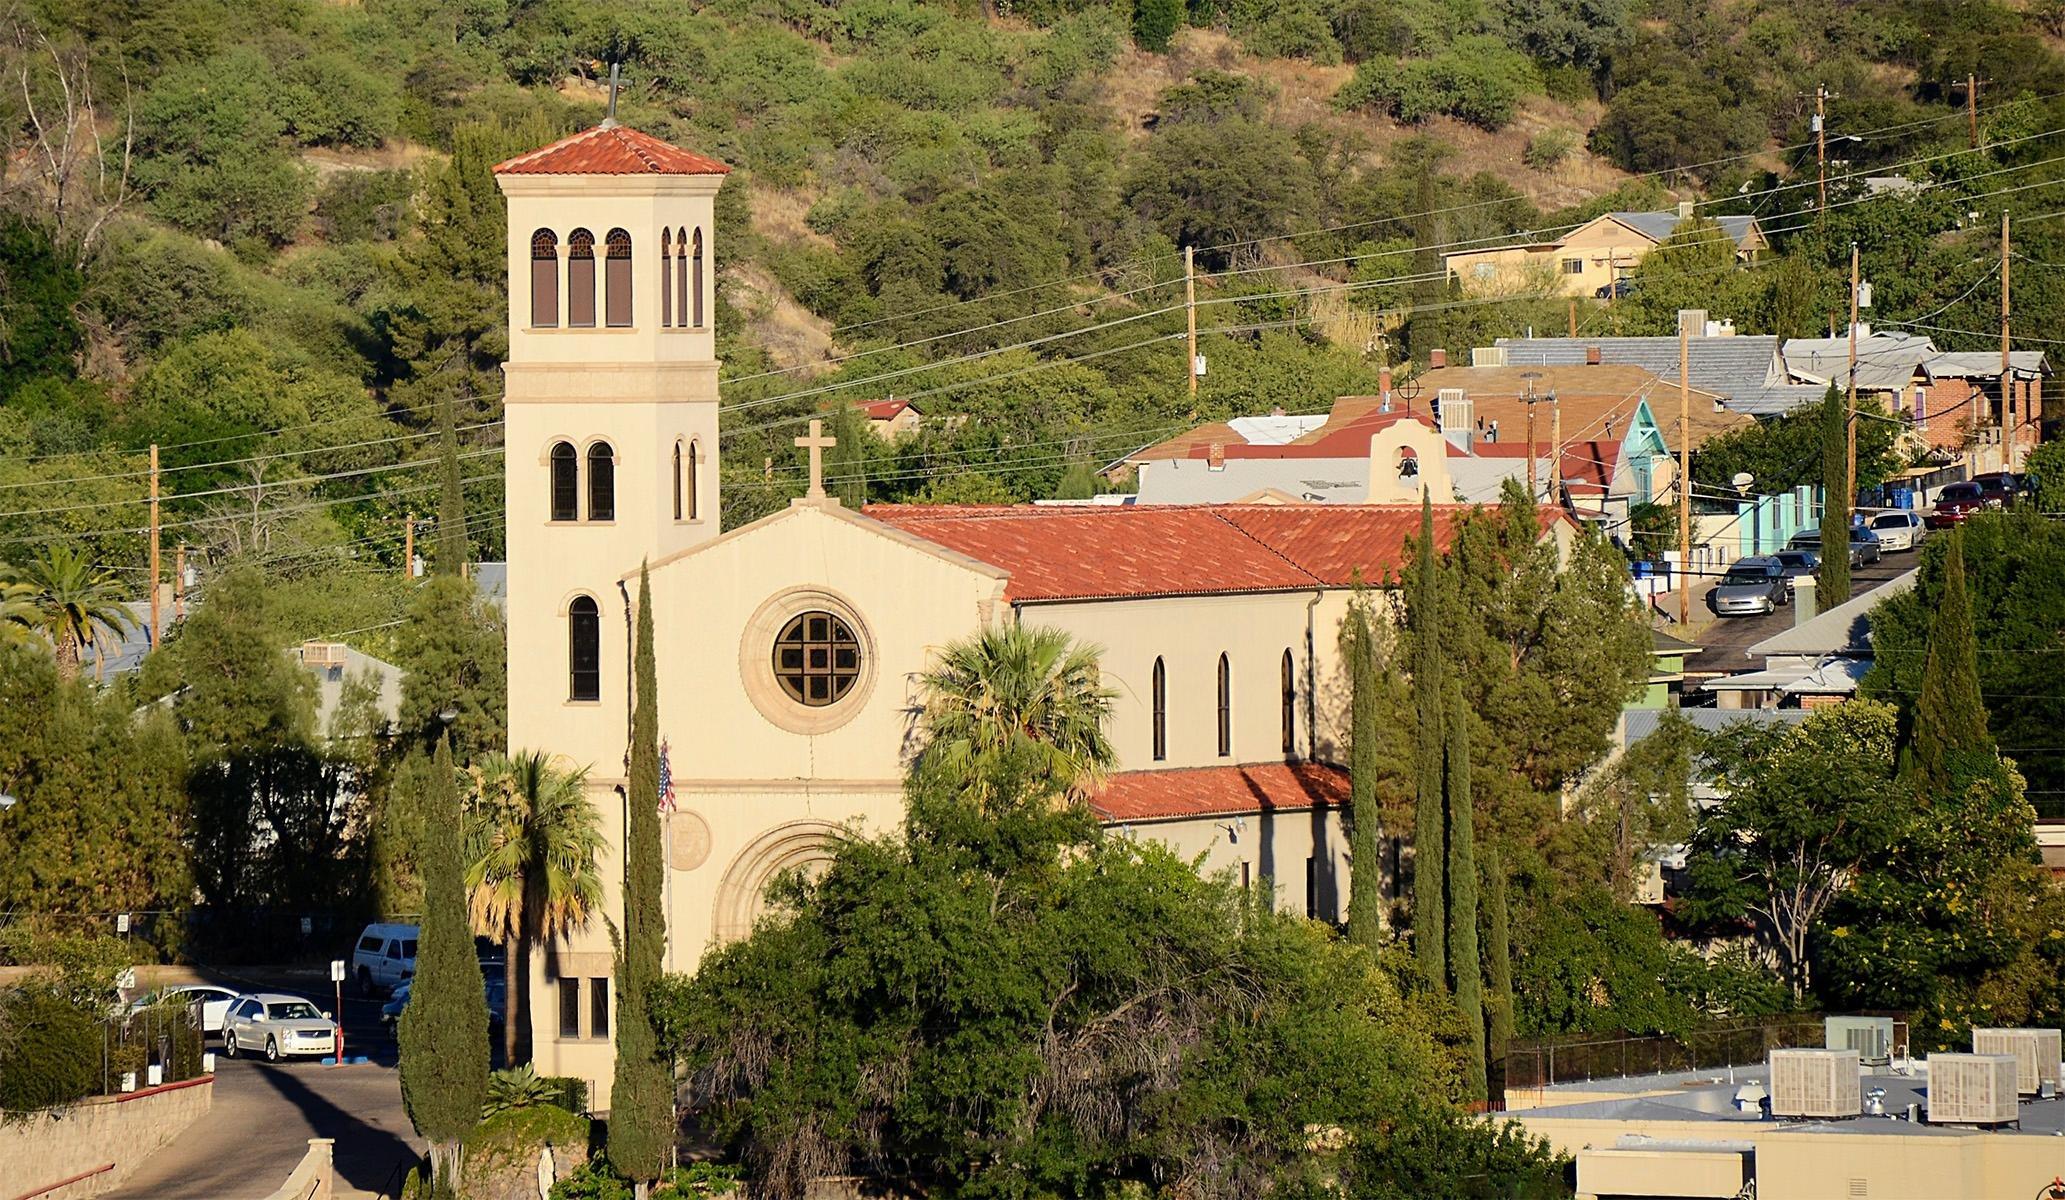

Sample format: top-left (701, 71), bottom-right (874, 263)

top-left (106, 966), bottom-right (420, 1200)
top-left (1683, 551), bottom-right (1914, 682)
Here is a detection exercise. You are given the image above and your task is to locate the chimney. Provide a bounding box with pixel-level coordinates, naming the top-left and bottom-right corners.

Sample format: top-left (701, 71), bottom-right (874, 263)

top-left (1793, 576), bottom-right (1818, 626)
top-left (1379, 366), bottom-right (1394, 413)
top-left (1429, 348), bottom-right (1448, 369)
top-left (1677, 199), bottom-right (1694, 220)
top-left (1207, 441), bottom-right (1225, 471)
top-left (1585, 344), bottom-right (1602, 365)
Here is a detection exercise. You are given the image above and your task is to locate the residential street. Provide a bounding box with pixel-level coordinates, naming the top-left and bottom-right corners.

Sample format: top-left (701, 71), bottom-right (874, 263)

top-left (1683, 552), bottom-right (1912, 684)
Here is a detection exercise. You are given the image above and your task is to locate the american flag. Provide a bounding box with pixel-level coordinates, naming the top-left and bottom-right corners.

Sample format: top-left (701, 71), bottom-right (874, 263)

top-left (657, 737), bottom-right (676, 814)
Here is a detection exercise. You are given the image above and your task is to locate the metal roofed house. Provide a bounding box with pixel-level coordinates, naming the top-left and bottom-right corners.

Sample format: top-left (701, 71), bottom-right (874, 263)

top-left (1781, 328), bottom-right (1937, 395)
top-left (1916, 350), bottom-right (2052, 465)
top-left (1493, 319), bottom-right (1830, 418)
top-left (1702, 568), bottom-right (1917, 709)
top-left (1444, 203), bottom-right (1768, 298)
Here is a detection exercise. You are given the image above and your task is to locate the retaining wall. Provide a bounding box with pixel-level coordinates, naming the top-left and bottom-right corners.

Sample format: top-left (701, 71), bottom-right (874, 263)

top-left (0, 1076), bottom-right (213, 1200)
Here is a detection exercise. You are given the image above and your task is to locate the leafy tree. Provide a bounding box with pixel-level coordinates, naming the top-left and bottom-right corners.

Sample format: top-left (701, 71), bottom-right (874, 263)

top-left (1590, 76), bottom-right (1759, 180)
top-left (1817, 387), bottom-right (1851, 604)
top-left (465, 751), bottom-right (604, 1067)
top-left (1909, 528), bottom-right (1990, 782)
top-left (1692, 393), bottom-right (1900, 497)
top-left (1124, 118), bottom-right (1315, 257)
top-left (1565, 712), bottom-right (1695, 898)
top-left (913, 623), bottom-right (1116, 807)
top-left (399, 736), bottom-right (492, 1192)
top-left (1442, 680), bottom-right (1485, 1101)
top-left (393, 565), bottom-right (507, 764)
top-left (1681, 703), bottom-right (1908, 1000)
top-left (1408, 493), bottom-right (1446, 983)
top-left (0, 216), bottom-right (84, 397)
top-left (610, 564), bottom-right (671, 1196)
top-left (1496, 0), bottom-right (1631, 69)
top-left (1052, 460), bottom-right (1103, 500)
top-left (10, 545), bottom-right (133, 681)
top-left (1133, 0), bottom-right (1183, 52)
top-left (1334, 39), bottom-right (1538, 130)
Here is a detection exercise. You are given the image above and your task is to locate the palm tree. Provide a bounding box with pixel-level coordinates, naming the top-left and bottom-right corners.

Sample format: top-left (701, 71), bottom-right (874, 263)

top-left (916, 623), bottom-right (1117, 806)
top-left (465, 751), bottom-right (605, 1066)
top-left (14, 546), bottom-right (133, 681)
top-left (0, 567), bottom-right (39, 645)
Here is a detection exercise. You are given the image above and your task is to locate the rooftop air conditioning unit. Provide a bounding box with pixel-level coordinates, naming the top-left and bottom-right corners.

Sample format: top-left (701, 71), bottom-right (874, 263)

top-left (1435, 389), bottom-right (1472, 436)
top-left (300, 641), bottom-right (347, 667)
top-left (1471, 346), bottom-right (1507, 368)
top-left (1926, 1054), bottom-right (2020, 1125)
top-left (1826, 1016), bottom-right (1895, 1066)
top-left (1971, 1028), bottom-right (2062, 1096)
top-left (1770, 1048), bottom-right (1861, 1118)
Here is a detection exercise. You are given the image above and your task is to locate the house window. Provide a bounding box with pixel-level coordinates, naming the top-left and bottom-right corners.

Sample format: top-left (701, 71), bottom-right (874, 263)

top-left (676, 226), bottom-right (689, 328)
top-left (773, 611), bottom-right (861, 707)
top-left (530, 229), bottom-right (559, 327)
top-left (691, 228), bottom-right (705, 328)
top-left (604, 229), bottom-right (632, 327)
top-left (1240, 862), bottom-right (1252, 891)
top-left (549, 441), bottom-right (578, 522)
top-left (567, 229), bottom-right (596, 327)
top-left (1560, 257), bottom-right (1583, 275)
top-left (589, 977), bottom-right (610, 1039)
top-left (557, 978), bottom-right (579, 1038)
top-left (587, 442), bottom-right (615, 521)
top-left (1306, 856), bottom-right (1317, 919)
top-left (686, 441), bottom-right (699, 520)
top-left (673, 441), bottom-right (684, 521)
top-left (1151, 657), bottom-right (1166, 762)
top-left (660, 229), bottom-right (673, 329)
top-left (1216, 653), bottom-right (1232, 758)
top-left (568, 596), bottom-right (600, 702)
top-left (1281, 649), bottom-right (1295, 757)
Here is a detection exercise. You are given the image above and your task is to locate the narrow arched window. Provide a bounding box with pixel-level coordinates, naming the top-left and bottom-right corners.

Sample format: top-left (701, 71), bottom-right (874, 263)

top-left (567, 229), bottom-right (596, 327)
top-left (691, 227), bottom-right (705, 328)
top-left (676, 226), bottom-right (689, 328)
top-left (1151, 657), bottom-right (1167, 763)
top-left (686, 439), bottom-right (700, 520)
top-left (530, 229), bottom-right (559, 327)
top-left (549, 441), bottom-right (578, 522)
top-left (1281, 649), bottom-right (1296, 757)
top-left (1217, 653), bottom-right (1232, 758)
top-left (587, 442), bottom-right (615, 521)
top-left (660, 229), bottom-right (673, 329)
top-left (604, 229), bottom-right (632, 327)
top-left (568, 595), bottom-right (600, 701)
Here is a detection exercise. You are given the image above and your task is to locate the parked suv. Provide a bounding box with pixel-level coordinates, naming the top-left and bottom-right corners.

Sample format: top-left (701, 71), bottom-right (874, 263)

top-left (1708, 557), bottom-right (1789, 617)
top-left (350, 922), bottom-right (418, 996)
top-left (1971, 472), bottom-right (2021, 508)
top-left (1928, 481), bottom-right (1988, 529)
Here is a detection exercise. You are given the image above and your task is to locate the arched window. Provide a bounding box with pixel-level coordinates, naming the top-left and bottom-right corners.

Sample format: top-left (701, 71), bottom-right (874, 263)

top-left (672, 440), bottom-right (684, 521)
top-left (567, 229), bottom-right (596, 327)
top-left (604, 229), bottom-right (632, 327)
top-left (549, 441), bottom-right (578, 522)
top-left (530, 229), bottom-right (559, 328)
top-left (660, 229), bottom-right (673, 329)
top-left (676, 226), bottom-right (689, 328)
top-left (568, 595), bottom-right (600, 701)
top-left (1281, 649), bottom-right (1296, 757)
top-left (1151, 657), bottom-right (1167, 762)
top-left (691, 228), bottom-right (705, 328)
top-left (587, 442), bottom-right (615, 521)
top-left (1216, 653), bottom-right (1232, 758)
top-left (686, 440), bottom-right (700, 520)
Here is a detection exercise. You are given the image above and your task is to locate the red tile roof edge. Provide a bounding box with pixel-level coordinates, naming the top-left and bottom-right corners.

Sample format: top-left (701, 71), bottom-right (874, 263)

top-left (1091, 762), bottom-right (1350, 822)
top-left (494, 124), bottom-right (732, 176)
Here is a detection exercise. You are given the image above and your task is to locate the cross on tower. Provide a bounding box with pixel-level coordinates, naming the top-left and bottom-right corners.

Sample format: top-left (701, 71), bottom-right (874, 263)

top-left (796, 418), bottom-right (837, 500)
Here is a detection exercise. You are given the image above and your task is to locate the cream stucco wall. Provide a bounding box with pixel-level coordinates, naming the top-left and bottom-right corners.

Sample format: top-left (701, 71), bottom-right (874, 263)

top-left (1119, 809), bottom-right (1353, 921)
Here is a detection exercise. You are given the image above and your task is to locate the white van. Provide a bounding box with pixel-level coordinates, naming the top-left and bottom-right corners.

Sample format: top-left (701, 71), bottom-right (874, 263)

top-left (351, 922), bottom-right (419, 996)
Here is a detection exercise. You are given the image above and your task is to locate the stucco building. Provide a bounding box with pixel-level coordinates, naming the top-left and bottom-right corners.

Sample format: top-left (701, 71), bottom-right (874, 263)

top-left (1443, 205), bottom-right (1767, 298)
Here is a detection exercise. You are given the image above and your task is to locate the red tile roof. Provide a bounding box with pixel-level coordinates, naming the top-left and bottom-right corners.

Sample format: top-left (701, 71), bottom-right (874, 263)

top-left (862, 399), bottom-right (915, 420)
top-left (861, 503), bottom-right (1496, 601)
top-left (494, 124), bottom-right (732, 176)
top-left (1092, 762), bottom-right (1349, 821)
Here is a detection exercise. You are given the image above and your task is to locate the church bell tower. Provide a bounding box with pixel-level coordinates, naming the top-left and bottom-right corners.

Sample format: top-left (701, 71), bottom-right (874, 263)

top-left (494, 122), bottom-right (730, 769)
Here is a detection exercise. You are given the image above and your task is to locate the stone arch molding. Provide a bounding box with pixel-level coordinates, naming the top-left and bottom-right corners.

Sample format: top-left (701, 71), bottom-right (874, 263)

top-left (710, 819), bottom-right (845, 944)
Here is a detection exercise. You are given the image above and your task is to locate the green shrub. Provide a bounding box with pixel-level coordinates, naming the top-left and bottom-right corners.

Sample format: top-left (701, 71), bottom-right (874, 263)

top-left (1134, 0), bottom-right (1183, 51)
top-left (1334, 38), bottom-right (1537, 130)
top-left (0, 988), bottom-right (101, 1110)
top-left (1523, 127), bottom-right (1578, 170)
top-left (541, 1075), bottom-right (589, 1116)
top-left (315, 170), bottom-right (413, 243)
top-left (481, 1065), bottom-right (560, 1117)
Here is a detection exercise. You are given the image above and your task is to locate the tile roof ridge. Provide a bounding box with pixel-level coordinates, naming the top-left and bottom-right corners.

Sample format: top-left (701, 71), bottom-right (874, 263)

top-left (1204, 507), bottom-right (1326, 588)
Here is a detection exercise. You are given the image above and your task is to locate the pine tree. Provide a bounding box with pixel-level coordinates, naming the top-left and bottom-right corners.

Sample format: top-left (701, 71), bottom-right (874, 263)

top-left (1912, 528), bottom-right (1991, 781)
top-left (1443, 680), bottom-right (1486, 1102)
top-left (609, 562), bottom-right (671, 1195)
top-left (435, 392), bottom-right (465, 576)
top-left (1344, 591), bottom-right (1385, 946)
top-left (1410, 492), bottom-right (1447, 984)
top-left (398, 736), bottom-right (490, 1193)
top-left (1483, 839), bottom-right (1515, 1080)
top-left (1816, 387), bottom-right (1851, 604)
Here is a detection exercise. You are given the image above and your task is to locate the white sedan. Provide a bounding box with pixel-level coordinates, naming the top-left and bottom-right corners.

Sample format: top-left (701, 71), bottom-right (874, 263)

top-left (128, 985), bottom-right (240, 1036)
top-left (1868, 510), bottom-right (1928, 552)
top-left (221, 993), bottom-right (339, 1062)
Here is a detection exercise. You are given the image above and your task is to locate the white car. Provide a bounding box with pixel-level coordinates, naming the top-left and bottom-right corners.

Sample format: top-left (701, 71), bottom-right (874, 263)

top-left (221, 993), bottom-right (338, 1062)
top-left (128, 985), bottom-right (240, 1036)
top-left (1869, 510), bottom-right (1927, 552)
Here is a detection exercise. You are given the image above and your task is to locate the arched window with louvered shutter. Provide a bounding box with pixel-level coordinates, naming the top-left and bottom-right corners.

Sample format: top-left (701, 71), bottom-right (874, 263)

top-left (686, 440), bottom-right (700, 520)
top-left (549, 441), bottom-right (578, 522)
top-left (1217, 653), bottom-right (1232, 758)
top-left (1281, 649), bottom-right (1296, 757)
top-left (691, 228), bottom-right (705, 327)
top-left (675, 226), bottom-right (689, 327)
top-left (587, 442), bottom-right (615, 521)
top-left (660, 229), bottom-right (673, 328)
top-left (604, 229), bottom-right (632, 327)
top-left (568, 595), bottom-right (600, 701)
top-left (530, 229), bottom-right (559, 327)
top-left (1151, 657), bottom-right (1167, 762)
top-left (567, 229), bottom-right (596, 327)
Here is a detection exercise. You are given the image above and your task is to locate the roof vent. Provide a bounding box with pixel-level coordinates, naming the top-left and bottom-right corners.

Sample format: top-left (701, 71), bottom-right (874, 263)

top-left (1770, 1048), bottom-right (1861, 1118)
top-left (1971, 1028), bottom-right (2062, 1095)
top-left (1926, 1054), bottom-right (2020, 1125)
top-left (1471, 346), bottom-right (1507, 368)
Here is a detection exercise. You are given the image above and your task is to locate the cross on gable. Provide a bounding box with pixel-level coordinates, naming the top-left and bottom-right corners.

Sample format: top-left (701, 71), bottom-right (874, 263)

top-left (796, 418), bottom-right (837, 500)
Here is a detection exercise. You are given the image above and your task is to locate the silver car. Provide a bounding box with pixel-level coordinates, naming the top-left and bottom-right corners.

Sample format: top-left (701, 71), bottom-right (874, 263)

top-left (1708, 557), bottom-right (1788, 616)
top-left (221, 993), bottom-right (338, 1062)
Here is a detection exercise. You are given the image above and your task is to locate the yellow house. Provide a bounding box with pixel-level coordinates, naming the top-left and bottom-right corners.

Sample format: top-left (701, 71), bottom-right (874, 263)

top-left (1445, 203), bottom-right (1768, 298)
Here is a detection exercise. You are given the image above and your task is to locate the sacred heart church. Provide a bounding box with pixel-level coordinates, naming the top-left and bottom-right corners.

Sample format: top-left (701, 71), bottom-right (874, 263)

top-left (493, 122), bottom-right (1532, 1104)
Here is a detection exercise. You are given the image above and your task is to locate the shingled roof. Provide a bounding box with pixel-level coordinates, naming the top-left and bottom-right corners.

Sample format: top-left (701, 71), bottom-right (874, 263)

top-left (493, 124), bottom-right (731, 176)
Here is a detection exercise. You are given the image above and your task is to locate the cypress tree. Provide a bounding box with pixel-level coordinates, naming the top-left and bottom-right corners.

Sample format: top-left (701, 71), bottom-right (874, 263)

top-left (1817, 386), bottom-right (1851, 604)
top-left (1443, 680), bottom-right (1486, 1102)
top-left (435, 391), bottom-right (465, 576)
top-left (1912, 528), bottom-right (1991, 781)
top-left (1411, 492), bottom-right (1447, 984)
top-left (610, 562), bottom-right (671, 1195)
top-left (1345, 591), bottom-right (1384, 946)
top-left (398, 736), bottom-right (489, 1193)
top-left (1484, 839), bottom-right (1515, 1078)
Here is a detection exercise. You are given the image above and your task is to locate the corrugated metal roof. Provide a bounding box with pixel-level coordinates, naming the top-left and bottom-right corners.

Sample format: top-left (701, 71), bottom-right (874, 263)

top-left (1745, 568), bottom-right (1917, 659)
top-left (1921, 351), bottom-right (2052, 380)
top-left (493, 124), bottom-right (732, 176)
top-left (1623, 706), bottom-right (1808, 748)
top-left (1781, 333), bottom-right (1934, 392)
top-left (1092, 762), bottom-right (1349, 821)
top-left (1606, 211), bottom-right (1761, 249)
top-left (1493, 335), bottom-right (1787, 400)
top-left (1226, 414), bottom-right (1328, 444)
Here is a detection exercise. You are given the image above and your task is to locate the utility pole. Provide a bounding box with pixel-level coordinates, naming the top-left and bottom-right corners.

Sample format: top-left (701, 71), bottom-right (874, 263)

top-left (148, 444), bottom-right (161, 651)
top-left (1550, 398), bottom-right (1563, 502)
top-left (173, 544), bottom-right (187, 620)
top-left (1846, 243), bottom-right (1860, 506)
top-left (1964, 74), bottom-right (1981, 148)
top-left (1815, 85), bottom-right (1829, 212)
top-left (1678, 322), bottom-right (1692, 628)
top-left (403, 512), bottom-right (416, 579)
top-left (1567, 299), bottom-right (1577, 338)
top-left (2003, 210), bottom-right (2014, 464)
top-left (1184, 245), bottom-right (1198, 403)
